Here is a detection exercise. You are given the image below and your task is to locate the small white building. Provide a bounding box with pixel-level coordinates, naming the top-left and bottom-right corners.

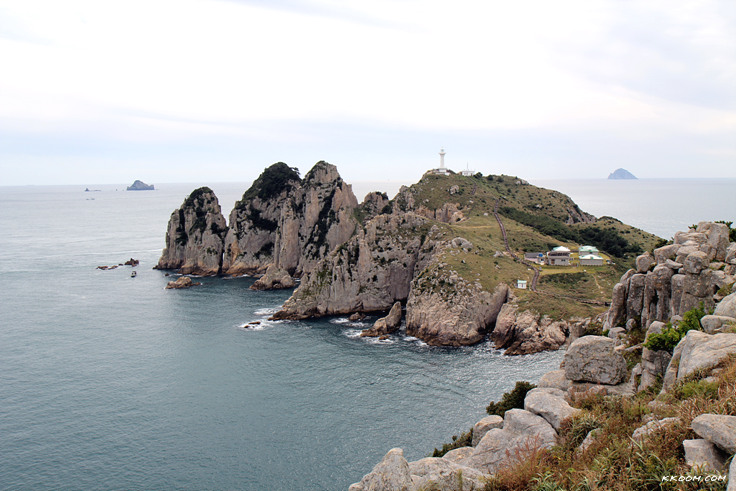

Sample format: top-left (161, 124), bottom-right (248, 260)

top-left (580, 254), bottom-right (604, 266)
top-left (547, 246), bottom-right (571, 266)
top-left (516, 279), bottom-right (528, 289)
top-left (460, 163), bottom-right (474, 176)
top-left (579, 245), bottom-right (600, 256)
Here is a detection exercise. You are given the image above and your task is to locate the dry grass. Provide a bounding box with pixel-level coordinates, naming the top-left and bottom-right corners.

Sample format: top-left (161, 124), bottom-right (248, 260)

top-left (480, 356), bottom-right (736, 491)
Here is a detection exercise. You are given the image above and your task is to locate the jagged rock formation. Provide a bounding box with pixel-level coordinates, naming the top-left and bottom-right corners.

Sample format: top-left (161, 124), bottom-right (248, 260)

top-left (222, 163), bottom-right (301, 276)
top-left (222, 161), bottom-right (359, 277)
top-left (273, 218), bottom-right (510, 346)
top-left (272, 213), bottom-right (437, 319)
top-left (605, 222), bottom-right (736, 331)
top-left (360, 191), bottom-right (391, 222)
top-left (155, 187), bottom-right (227, 275)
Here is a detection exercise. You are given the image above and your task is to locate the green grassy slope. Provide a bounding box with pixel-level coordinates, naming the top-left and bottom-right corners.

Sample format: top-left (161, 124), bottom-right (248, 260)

top-left (390, 171), bottom-right (661, 320)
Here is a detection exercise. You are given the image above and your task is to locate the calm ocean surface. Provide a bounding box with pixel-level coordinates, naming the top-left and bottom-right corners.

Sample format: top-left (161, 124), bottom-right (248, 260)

top-left (0, 178), bottom-right (732, 490)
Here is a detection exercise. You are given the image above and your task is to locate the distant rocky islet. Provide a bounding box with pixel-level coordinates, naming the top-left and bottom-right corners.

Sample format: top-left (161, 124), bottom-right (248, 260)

top-left (127, 180), bottom-right (155, 191)
top-left (607, 168), bottom-right (637, 179)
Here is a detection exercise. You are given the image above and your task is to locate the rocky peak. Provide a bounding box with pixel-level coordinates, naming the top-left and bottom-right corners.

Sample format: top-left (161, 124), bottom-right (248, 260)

top-left (223, 161), bottom-right (359, 278)
top-left (360, 191), bottom-right (391, 222)
top-left (222, 163), bottom-right (300, 276)
top-left (302, 160), bottom-right (340, 185)
top-left (155, 187), bottom-right (227, 275)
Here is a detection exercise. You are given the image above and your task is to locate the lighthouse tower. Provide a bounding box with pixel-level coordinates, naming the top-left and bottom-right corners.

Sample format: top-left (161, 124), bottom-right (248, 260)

top-left (432, 148), bottom-right (449, 175)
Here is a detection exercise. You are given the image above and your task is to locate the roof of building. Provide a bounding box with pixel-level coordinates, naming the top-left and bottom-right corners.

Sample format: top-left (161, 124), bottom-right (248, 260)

top-left (551, 246), bottom-right (571, 252)
top-left (579, 245), bottom-right (600, 252)
top-left (580, 254), bottom-right (603, 260)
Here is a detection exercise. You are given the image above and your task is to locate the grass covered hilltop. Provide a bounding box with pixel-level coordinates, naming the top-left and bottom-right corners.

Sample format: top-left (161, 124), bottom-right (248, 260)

top-left (391, 171), bottom-right (660, 321)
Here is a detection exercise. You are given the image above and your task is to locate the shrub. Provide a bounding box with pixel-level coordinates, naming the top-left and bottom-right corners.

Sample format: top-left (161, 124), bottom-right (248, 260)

top-left (486, 381), bottom-right (536, 417)
top-left (675, 380), bottom-right (719, 400)
top-left (644, 304), bottom-right (707, 353)
top-left (239, 162), bottom-right (300, 203)
top-left (430, 428), bottom-right (472, 457)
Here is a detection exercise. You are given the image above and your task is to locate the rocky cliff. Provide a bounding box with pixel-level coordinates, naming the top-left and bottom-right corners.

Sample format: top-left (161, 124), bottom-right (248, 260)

top-left (605, 221), bottom-right (736, 331)
top-left (155, 187), bottom-right (227, 275)
top-left (406, 259), bottom-right (509, 346)
top-left (222, 163), bottom-right (301, 276)
top-left (159, 163), bottom-right (660, 351)
top-left (222, 161), bottom-right (359, 278)
top-left (272, 213), bottom-right (437, 319)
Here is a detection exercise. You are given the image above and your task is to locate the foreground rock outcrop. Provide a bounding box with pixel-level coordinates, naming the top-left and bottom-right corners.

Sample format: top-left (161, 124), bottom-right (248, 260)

top-left (155, 187), bottom-right (227, 275)
top-left (606, 222), bottom-right (735, 331)
top-left (563, 336), bottom-right (627, 385)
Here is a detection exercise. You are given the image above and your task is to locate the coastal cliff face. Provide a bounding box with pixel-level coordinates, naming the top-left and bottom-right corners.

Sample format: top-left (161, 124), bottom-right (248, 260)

top-left (605, 221), bottom-right (736, 330)
top-left (272, 213), bottom-right (437, 319)
top-left (159, 164), bottom-right (661, 351)
top-left (273, 214), bottom-right (512, 347)
top-left (406, 260), bottom-right (509, 346)
top-left (222, 163), bottom-right (300, 276)
top-left (155, 187), bottom-right (227, 275)
top-left (222, 161), bottom-right (359, 277)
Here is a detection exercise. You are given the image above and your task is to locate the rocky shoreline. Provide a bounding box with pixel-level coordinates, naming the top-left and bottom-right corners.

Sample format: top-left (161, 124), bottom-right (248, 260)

top-left (350, 221), bottom-right (736, 490)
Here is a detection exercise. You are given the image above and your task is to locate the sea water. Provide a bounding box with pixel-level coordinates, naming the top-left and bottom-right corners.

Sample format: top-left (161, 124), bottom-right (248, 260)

top-left (0, 179), bottom-right (732, 490)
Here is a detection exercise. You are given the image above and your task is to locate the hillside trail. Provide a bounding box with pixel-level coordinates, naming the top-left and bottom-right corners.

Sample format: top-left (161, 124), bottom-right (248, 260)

top-left (492, 199), bottom-right (541, 292)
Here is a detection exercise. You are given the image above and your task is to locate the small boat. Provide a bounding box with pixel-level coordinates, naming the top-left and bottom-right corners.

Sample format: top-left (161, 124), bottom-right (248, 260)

top-left (131, 271), bottom-right (137, 278)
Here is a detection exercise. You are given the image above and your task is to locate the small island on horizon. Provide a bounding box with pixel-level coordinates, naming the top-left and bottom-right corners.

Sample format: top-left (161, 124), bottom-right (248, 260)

top-left (127, 180), bottom-right (155, 191)
top-left (607, 168), bottom-right (637, 180)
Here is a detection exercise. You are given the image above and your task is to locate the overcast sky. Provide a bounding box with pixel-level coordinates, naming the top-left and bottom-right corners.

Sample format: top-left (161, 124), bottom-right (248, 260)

top-left (1, 0), bottom-right (734, 186)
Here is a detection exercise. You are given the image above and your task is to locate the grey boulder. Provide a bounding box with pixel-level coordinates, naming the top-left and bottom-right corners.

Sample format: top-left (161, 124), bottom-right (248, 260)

top-left (472, 415), bottom-right (504, 447)
top-left (524, 388), bottom-right (580, 431)
top-left (683, 439), bottom-right (727, 472)
top-left (349, 448), bottom-right (411, 491)
top-left (563, 336), bottom-right (627, 385)
top-left (691, 414), bottom-right (736, 454)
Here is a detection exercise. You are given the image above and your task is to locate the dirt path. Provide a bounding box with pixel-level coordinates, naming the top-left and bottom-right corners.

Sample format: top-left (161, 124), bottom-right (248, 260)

top-left (492, 199), bottom-right (541, 292)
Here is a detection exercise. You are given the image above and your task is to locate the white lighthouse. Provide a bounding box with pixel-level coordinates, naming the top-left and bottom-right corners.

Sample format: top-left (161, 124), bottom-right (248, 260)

top-left (432, 148), bottom-right (450, 175)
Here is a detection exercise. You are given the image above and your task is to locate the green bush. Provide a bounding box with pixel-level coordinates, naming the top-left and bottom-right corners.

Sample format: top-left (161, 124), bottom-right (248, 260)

top-left (239, 162), bottom-right (300, 203)
top-left (430, 428), bottom-right (473, 457)
top-left (644, 304), bottom-right (707, 353)
top-left (675, 379), bottom-right (719, 400)
top-left (486, 381), bottom-right (536, 417)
